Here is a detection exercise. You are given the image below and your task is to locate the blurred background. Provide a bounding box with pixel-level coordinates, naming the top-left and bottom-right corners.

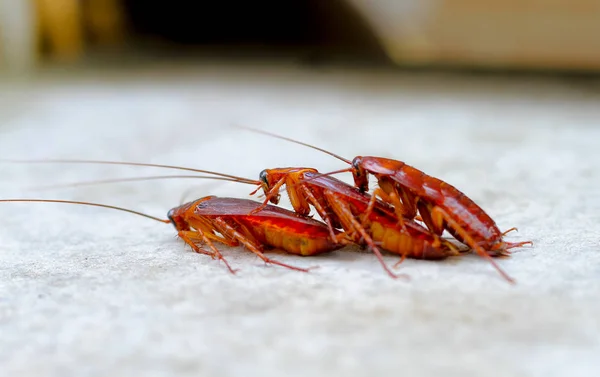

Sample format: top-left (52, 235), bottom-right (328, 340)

top-left (2, 0), bottom-right (600, 73)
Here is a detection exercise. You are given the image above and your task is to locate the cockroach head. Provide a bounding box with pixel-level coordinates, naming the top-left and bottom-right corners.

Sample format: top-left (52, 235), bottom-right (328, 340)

top-left (258, 169), bottom-right (281, 205)
top-left (167, 208), bottom-right (189, 231)
top-left (351, 156), bottom-right (370, 192)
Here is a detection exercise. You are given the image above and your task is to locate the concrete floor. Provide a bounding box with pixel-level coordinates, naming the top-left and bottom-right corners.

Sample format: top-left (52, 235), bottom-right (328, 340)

top-left (0, 61), bottom-right (599, 377)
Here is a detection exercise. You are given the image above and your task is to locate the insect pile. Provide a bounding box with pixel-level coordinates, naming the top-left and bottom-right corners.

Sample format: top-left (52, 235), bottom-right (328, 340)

top-left (1, 129), bottom-right (532, 283)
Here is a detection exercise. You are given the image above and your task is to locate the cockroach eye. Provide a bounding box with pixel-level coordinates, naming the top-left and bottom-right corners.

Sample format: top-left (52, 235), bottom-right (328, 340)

top-left (259, 169), bottom-right (268, 184)
top-left (167, 209), bottom-right (176, 223)
top-left (351, 157), bottom-right (362, 174)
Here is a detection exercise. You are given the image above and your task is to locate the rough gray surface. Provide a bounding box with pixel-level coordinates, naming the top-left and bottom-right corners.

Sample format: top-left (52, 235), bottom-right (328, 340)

top-left (1, 62), bottom-right (599, 377)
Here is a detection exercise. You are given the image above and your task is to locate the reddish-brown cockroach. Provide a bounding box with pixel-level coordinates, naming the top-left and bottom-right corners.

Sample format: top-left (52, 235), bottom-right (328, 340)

top-left (235, 126), bottom-right (533, 283)
top-left (0, 196), bottom-right (345, 273)
top-left (250, 167), bottom-right (460, 279)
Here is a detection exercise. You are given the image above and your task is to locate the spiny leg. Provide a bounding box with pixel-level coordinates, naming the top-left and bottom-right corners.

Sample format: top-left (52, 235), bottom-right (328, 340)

top-left (502, 227), bottom-right (518, 236)
top-left (177, 230), bottom-right (237, 274)
top-left (323, 190), bottom-right (409, 280)
top-left (213, 217), bottom-right (313, 273)
top-left (373, 178), bottom-right (419, 222)
top-left (187, 217), bottom-right (240, 246)
top-left (364, 191), bottom-right (438, 268)
top-left (222, 221), bottom-right (269, 253)
top-left (298, 184), bottom-right (339, 242)
top-left (430, 206), bottom-right (515, 284)
top-left (362, 187), bottom-right (408, 232)
top-left (178, 231), bottom-right (215, 257)
top-left (284, 176), bottom-right (313, 217)
top-left (415, 201), bottom-right (449, 251)
top-left (195, 228), bottom-right (241, 248)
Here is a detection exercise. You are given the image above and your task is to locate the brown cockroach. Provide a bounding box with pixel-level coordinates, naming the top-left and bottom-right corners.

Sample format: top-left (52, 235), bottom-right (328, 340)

top-left (235, 127), bottom-right (533, 283)
top-left (0, 196), bottom-right (346, 273)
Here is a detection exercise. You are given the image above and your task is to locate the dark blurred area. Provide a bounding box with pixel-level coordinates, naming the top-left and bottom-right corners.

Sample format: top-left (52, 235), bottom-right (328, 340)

top-left (122, 0), bottom-right (381, 54)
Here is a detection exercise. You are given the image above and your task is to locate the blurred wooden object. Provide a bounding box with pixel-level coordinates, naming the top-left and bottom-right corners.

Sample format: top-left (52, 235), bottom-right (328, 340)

top-left (0, 0), bottom-right (125, 71)
top-left (84, 0), bottom-right (125, 46)
top-left (0, 0), bottom-right (38, 72)
top-left (347, 0), bottom-right (600, 70)
top-left (36, 0), bottom-right (125, 62)
top-left (36, 0), bottom-right (84, 62)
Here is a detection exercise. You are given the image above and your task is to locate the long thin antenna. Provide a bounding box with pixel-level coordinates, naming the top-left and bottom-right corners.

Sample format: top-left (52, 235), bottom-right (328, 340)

top-left (232, 125), bottom-right (352, 165)
top-left (282, 168), bottom-right (354, 192)
top-left (0, 159), bottom-right (260, 185)
top-left (27, 174), bottom-right (259, 191)
top-left (0, 199), bottom-right (170, 223)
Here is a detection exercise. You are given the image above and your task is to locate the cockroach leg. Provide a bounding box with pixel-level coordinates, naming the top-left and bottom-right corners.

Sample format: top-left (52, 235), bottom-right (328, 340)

top-left (178, 231), bottom-right (215, 257)
top-left (250, 177), bottom-right (286, 214)
top-left (323, 190), bottom-right (409, 280)
top-left (430, 206), bottom-right (515, 284)
top-left (362, 187), bottom-right (408, 233)
top-left (178, 230), bottom-right (238, 274)
top-left (393, 254), bottom-right (407, 268)
top-left (443, 239), bottom-right (462, 255)
top-left (298, 184), bottom-right (339, 242)
top-left (212, 218), bottom-right (313, 272)
top-left (505, 240), bottom-right (534, 249)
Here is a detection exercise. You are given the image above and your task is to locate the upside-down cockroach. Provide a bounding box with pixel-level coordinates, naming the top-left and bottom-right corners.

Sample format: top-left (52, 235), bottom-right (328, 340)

top-left (235, 126), bottom-right (533, 283)
top-left (0, 196), bottom-right (345, 273)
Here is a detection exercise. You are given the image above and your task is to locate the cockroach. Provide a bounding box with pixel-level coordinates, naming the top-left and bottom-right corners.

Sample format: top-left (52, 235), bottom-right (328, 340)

top-left (0, 196), bottom-right (346, 273)
top-left (235, 126), bottom-right (533, 283)
top-left (251, 167), bottom-right (461, 279)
